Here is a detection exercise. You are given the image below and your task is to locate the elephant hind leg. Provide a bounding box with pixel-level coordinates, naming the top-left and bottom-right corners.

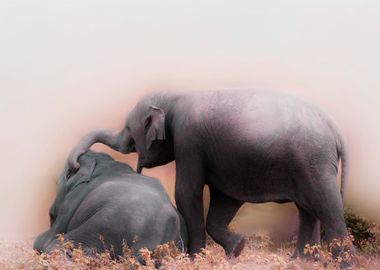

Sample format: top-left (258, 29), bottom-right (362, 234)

top-left (314, 182), bottom-right (348, 239)
top-left (292, 205), bottom-right (320, 259)
top-left (297, 175), bottom-right (351, 259)
top-left (206, 186), bottom-right (244, 257)
top-left (316, 189), bottom-right (351, 259)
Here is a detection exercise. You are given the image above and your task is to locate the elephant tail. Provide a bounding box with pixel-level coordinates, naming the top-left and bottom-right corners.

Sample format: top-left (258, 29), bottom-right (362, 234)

top-left (337, 133), bottom-right (348, 200)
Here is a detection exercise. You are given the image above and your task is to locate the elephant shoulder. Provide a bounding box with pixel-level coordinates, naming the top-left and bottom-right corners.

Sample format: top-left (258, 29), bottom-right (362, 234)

top-left (124, 173), bottom-right (170, 197)
top-left (172, 96), bottom-right (210, 135)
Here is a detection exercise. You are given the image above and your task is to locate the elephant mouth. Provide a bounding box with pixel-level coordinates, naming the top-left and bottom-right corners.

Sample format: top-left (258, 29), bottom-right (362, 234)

top-left (137, 159), bottom-right (154, 173)
top-left (136, 158), bottom-right (149, 173)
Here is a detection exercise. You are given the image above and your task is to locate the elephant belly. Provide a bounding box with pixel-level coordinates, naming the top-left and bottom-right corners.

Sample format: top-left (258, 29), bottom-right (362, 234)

top-left (204, 137), bottom-right (300, 204)
top-left (206, 166), bottom-right (295, 204)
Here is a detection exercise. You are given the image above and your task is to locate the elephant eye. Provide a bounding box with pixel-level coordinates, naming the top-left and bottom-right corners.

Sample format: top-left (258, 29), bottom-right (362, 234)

top-left (127, 137), bottom-right (135, 151)
top-left (49, 211), bottom-right (56, 225)
top-left (49, 205), bottom-right (57, 226)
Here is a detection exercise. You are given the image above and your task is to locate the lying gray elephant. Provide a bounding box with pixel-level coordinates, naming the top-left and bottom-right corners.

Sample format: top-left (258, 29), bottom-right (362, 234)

top-left (34, 151), bottom-right (187, 260)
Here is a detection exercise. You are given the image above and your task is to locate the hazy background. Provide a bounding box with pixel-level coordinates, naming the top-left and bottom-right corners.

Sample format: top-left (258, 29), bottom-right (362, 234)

top-left (1, 0), bottom-right (379, 240)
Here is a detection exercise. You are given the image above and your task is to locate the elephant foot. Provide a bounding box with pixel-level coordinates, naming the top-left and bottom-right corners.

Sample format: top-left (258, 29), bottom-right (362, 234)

top-left (187, 244), bottom-right (205, 260)
top-left (291, 248), bottom-right (301, 260)
top-left (226, 235), bottom-right (245, 258)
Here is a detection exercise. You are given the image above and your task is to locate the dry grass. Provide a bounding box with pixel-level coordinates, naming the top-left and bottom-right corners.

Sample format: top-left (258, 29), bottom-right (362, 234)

top-left (1, 232), bottom-right (379, 270)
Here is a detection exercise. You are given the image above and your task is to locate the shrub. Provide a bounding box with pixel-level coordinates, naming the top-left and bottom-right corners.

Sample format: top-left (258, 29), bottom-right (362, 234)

top-left (344, 207), bottom-right (380, 255)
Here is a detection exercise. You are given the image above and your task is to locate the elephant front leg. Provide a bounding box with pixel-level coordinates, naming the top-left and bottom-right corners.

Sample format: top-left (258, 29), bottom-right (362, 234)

top-left (175, 159), bottom-right (206, 256)
top-left (206, 186), bottom-right (245, 257)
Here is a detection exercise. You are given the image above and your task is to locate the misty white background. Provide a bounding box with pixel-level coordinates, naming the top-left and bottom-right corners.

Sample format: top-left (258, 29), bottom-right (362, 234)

top-left (1, 1), bottom-right (379, 240)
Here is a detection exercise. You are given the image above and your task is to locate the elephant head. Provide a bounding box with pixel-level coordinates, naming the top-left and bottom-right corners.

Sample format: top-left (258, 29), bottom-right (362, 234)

top-left (53, 153), bottom-right (99, 226)
top-left (67, 101), bottom-right (174, 176)
top-left (34, 152), bottom-right (101, 253)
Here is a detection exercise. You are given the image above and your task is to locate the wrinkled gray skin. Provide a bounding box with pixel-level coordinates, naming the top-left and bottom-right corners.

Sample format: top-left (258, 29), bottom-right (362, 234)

top-left (34, 151), bottom-right (187, 261)
top-left (67, 90), bottom-right (349, 258)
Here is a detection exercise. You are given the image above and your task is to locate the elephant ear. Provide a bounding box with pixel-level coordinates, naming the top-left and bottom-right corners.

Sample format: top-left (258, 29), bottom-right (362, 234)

top-left (72, 155), bottom-right (97, 189)
top-left (145, 105), bottom-right (166, 150)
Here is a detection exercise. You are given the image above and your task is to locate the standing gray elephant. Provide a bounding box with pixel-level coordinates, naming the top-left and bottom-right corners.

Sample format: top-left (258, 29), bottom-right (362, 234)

top-left (67, 90), bottom-right (349, 258)
top-left (34, 151), bottom-right (187, 261)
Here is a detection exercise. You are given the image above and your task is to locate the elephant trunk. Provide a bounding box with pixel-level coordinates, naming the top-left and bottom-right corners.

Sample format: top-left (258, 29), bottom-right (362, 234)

top-left (136, 161), bottom-right (143, 173)
top-left (95, 128), bottom-right (133, 154)
top-left (67, 128), bottom-right (134, 177)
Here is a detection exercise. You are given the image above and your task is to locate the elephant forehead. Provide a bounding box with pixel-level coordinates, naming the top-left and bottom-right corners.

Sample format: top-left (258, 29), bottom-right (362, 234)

top-left (56, 168), bottom-right (67, 186)
top-left (126, 110), bottom-right (142, 128)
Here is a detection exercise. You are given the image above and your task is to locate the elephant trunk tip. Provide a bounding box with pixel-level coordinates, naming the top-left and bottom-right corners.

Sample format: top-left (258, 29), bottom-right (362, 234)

top-left (136, 163), bottom-right (143, 174)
